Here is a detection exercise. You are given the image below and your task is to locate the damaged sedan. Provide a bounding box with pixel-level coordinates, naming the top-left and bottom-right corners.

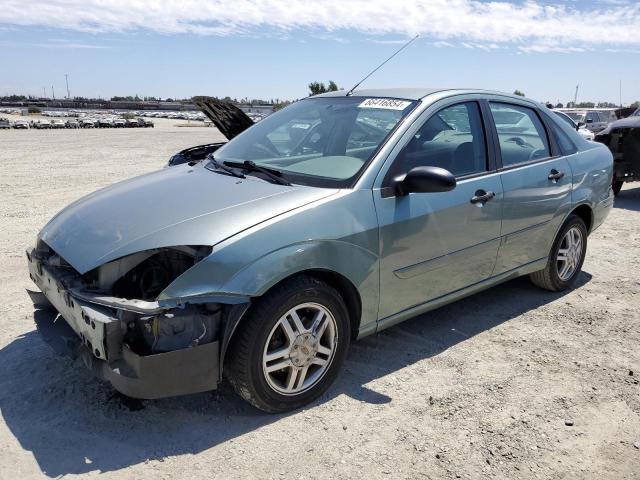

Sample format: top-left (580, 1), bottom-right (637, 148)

top-left (28, 88), bottom-right (613, 413)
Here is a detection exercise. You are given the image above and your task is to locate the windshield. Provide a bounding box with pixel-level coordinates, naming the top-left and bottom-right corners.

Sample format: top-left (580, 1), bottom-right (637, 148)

top-left (634, 108), bottom-right (640, 117)
top-left (210, 96), bottom-right (417, 187)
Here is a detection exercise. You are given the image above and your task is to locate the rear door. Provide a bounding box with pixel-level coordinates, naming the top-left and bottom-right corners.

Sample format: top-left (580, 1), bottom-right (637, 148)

top-left (374, 99), bottom-right (503, 319)
top-left (488, 101), bottom-right (572, 275)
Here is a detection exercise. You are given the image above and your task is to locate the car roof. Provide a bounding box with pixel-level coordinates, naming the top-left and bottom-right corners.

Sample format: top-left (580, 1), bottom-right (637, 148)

top-left (315, 87), bottom-right (522, 101)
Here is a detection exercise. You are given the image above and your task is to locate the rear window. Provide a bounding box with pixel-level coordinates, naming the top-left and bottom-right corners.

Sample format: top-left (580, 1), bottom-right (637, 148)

top-left (489, 103), bottom-right (551, 167)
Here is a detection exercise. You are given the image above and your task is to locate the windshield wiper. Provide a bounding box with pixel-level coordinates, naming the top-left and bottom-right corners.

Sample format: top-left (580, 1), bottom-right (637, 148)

top-left (224, 160), bottom-right (292, 186)
top-left (208, 154), bottom-right (245, 179)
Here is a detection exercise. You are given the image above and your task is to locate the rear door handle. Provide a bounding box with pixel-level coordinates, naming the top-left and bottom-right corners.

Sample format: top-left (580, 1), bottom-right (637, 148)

top-left (548, 169), bottom-right (565, 181)
top-left (470, 190), bottom-right (495, 204)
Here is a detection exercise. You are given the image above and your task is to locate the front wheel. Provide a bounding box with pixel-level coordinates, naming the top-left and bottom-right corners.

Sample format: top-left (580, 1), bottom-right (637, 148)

top-left (225, 275), bottom-right (350, 413)
top-left (530, 215), bottom-right (588, 291)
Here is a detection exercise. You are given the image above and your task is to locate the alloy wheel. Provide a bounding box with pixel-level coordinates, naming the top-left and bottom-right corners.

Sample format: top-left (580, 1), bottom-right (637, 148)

top-left (556, 226), bottom-right (583, 281)
top-left (262, 302), bottom-right (337, 395)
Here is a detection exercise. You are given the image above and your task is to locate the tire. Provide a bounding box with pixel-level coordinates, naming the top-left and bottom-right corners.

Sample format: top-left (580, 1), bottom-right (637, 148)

top-left (530, 214), bottom-right (588, 291)
top-left (612, 180), bottom-right (623, 196)
top-left (225, 275), bottom-right (350, 413)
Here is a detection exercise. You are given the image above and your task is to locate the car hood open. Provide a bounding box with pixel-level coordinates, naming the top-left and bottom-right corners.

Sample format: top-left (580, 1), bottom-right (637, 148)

top-left (39, 163), bottom-right (337, 274)
top-left (191, 96), bottom-right (254, 140)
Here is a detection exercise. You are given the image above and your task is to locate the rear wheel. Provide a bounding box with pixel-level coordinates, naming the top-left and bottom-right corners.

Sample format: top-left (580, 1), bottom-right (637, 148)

top-left (530, 215), bottom-right (587, 291)
top-left (225, 275), bottom-right (350, 413)
top-left (612, 179), bottom-right (623, 196)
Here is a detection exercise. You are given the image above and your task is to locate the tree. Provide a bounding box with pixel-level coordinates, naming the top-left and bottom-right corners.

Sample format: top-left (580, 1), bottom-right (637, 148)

top-left (308, 81), bottom-right (327, 96)
top-left (513, 90), bottom-right (525, 97)
top-left (273, 101), bottom-right (292, 111)
top-left (308, 80), bottom-right (340, 96)
top-left (631, 101), bottom-right (640, 108)
top-left (555, 103), bottom-right (564, 108)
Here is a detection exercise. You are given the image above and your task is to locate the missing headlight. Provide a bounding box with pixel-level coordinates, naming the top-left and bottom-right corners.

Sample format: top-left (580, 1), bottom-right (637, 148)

top-left (85, 246), bottom-right (212, 302)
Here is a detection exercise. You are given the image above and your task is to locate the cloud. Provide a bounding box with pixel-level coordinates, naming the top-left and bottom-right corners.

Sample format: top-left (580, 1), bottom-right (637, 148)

top-left (0, 39), bottom-right (111, 49)
top-left (0, 0), bottom-right (639, 52)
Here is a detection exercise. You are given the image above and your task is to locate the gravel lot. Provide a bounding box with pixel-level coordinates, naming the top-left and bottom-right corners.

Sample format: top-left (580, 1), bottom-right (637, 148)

top-left (1, 119), bottom-right (638, 479)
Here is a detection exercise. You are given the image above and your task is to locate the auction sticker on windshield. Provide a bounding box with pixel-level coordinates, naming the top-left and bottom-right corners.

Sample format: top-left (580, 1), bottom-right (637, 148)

top-left (358, 98), bottom-right (412, 110)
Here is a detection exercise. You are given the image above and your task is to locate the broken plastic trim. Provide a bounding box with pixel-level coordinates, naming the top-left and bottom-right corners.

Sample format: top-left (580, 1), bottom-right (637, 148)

top-left (70, 288), bottom-right (250, 314)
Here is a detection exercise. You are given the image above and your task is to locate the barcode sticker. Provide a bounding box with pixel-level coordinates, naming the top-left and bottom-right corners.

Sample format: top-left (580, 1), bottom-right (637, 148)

top-left (358, 98), bottom-right (412, 110)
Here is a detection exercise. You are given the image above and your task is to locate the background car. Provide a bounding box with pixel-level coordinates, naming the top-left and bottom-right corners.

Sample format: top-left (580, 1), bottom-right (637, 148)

top-left (97, 118), bottom-right (114, 128)
top-left (553, 110), bottom-right (594, 140)
top-left (0, 118), bottom-right (10, 129)
top-left (595, 108), bottom-right (640, 195)
top-left (50, 119), bottom-right (66, 129)
top-left (559, 109), bottom-right (616, 133)
top-left (12, 120), bottom-right (29, 129)
top-left (136, 118), bottom-right (154, 128)
top-left (31, 120), bottom-right (51, 129)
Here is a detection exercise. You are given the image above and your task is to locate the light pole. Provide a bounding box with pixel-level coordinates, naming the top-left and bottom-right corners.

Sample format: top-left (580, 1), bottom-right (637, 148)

top-left (65, 74), bottom-right (71, 99)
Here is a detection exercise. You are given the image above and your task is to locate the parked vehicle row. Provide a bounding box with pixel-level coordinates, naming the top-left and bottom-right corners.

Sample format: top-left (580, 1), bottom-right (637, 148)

top-left (4, 117), bottom-right (154, 129)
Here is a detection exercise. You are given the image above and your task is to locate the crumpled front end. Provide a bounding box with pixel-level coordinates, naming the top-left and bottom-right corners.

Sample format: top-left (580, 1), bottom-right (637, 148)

top-left (26, 240), bottom-right (247, 399)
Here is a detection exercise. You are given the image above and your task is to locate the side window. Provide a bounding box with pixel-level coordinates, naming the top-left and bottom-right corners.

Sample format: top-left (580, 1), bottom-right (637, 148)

top-left (586, 111), bottom-right (599, 123)
top-left (389, 102), bottom-right (487, 179)
top-left (489, 103), bottom-right (550, 167)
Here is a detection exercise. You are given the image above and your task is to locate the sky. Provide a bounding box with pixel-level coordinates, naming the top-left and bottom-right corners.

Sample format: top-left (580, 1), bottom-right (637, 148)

top-left (0, 0), bottom-right (639, 105)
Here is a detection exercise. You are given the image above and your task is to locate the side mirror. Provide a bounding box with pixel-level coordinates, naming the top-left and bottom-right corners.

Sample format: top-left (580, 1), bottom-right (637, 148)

top-left (577, 121), bottom-right (585, 129)
top-left (394, 166), bottom-right (456, 196)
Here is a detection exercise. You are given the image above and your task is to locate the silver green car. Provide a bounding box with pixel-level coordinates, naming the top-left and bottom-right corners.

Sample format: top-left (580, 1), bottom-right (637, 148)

top-left (27, 88), bottom-right (614, 412)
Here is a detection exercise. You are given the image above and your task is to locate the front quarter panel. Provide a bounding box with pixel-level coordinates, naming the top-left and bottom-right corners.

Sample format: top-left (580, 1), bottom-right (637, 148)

top-left (159, 189), bottom-right (381, 336)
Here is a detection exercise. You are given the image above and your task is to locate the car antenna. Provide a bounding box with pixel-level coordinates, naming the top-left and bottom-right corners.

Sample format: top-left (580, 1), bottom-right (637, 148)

top-left (346, 34), bottom-right (420, 96)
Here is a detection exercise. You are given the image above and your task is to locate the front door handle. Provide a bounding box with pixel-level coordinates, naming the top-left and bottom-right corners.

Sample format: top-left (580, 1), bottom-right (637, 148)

top-left (470, 190), bottom-right (495, 204)
top-left (548, 169), bottom-right (565, 181)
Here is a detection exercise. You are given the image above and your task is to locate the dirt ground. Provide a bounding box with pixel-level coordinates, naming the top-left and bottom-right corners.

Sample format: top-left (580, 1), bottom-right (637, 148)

top-left (0, 119), bottom-right (638, 480)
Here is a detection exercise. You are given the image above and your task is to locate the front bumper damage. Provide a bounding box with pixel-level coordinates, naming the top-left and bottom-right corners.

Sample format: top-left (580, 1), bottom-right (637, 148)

top-left (27, 247), bottom-right (247, 399)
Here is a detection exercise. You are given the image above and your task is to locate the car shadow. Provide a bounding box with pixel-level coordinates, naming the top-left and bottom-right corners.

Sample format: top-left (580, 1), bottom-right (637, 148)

top-left (614, 184), bottom-right (640, 211)
top-left (0, 272), bottom-right (591, 477)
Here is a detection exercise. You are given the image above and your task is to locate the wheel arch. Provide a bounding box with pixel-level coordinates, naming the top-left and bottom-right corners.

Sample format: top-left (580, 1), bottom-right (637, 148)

top-left (220, 269), bottom-right (363, 377)
top-left (570, 203), bottom-right (593, 233)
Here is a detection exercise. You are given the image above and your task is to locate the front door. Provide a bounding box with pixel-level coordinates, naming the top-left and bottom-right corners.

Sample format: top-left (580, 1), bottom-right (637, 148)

top-left (374, 101), bottom-right (503, 319)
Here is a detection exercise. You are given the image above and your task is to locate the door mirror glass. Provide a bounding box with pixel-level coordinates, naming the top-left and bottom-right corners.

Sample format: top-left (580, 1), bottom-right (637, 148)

top-left (395, 166), bottom-right (456, 196)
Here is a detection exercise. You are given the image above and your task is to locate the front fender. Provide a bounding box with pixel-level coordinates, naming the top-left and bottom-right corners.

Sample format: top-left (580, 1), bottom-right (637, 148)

top-left (224, 240), bottom-right (379, 331)
top-left (158, 189), bottom-right (381, 335)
